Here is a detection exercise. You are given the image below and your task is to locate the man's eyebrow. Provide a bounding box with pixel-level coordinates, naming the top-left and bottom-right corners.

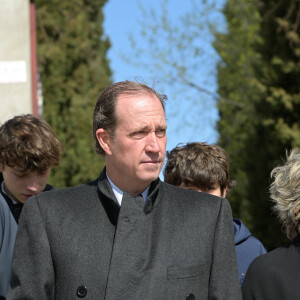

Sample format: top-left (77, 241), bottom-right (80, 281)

top-left (156, 124), bottom-right (167, 129)
top-left (13, 170), bottom-right (28, 175)
top-left (12, 168), bottom-right (25, 172)
top-left (130, 123), bottom-right (167, 132)
top-left (133, 125), bottom-right (150, 132)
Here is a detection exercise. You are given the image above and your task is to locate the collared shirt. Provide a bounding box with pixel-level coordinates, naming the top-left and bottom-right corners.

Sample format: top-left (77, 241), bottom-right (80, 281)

top-left (0, 181), bottom-right (23, 223)
top-left (1, 181), bottom-right (18, 204)
top-left (106, 173), bottom-right (149, 205)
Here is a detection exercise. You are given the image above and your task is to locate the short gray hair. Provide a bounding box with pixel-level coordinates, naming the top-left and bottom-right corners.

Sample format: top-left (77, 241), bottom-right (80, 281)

top-left (270, 148), bottom-right (300, 240)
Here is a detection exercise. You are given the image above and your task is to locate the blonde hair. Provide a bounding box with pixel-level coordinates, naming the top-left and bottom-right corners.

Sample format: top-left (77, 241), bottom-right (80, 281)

top-left (270, 148), bottom-right (300, 240)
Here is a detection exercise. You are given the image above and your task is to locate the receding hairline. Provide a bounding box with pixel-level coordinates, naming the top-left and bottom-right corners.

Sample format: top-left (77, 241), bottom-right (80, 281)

top-left (115, 90), bottom-right (166, 110)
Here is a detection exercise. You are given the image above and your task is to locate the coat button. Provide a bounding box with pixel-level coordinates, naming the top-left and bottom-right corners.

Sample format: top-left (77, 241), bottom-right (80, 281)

top-left (186, 293), bottom-right (195, 300)
top-left (76, 285), bottom-right (87, 298)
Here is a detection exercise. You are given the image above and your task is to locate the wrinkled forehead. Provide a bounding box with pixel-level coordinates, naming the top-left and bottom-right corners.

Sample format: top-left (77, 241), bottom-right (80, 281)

top-left (117, 90), bottom-right (165, 109)
top-left (115, 92), bottom-right (165, 120)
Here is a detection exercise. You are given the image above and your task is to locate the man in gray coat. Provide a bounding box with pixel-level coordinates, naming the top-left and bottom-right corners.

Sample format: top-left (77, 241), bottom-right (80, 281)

top-left (8, 81), bottom-right (241, 300)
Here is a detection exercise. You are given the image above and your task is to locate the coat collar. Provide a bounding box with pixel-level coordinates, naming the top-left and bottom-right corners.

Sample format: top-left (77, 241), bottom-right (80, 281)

top-left (97, 168), bottom-right (163, 225)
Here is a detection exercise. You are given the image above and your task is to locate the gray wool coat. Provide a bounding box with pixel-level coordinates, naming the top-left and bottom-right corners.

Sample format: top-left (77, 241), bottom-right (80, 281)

top-left (8, 170), bottom-right (241, 300)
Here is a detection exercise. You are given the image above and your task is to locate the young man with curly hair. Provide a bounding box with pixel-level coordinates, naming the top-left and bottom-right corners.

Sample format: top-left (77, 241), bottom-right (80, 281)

top-left (0, 114), bottom-right (62, 299)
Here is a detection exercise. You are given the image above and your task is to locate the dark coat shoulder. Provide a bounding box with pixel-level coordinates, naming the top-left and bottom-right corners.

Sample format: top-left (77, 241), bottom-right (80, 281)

top-left (242, 237), bottom-right (300, 300)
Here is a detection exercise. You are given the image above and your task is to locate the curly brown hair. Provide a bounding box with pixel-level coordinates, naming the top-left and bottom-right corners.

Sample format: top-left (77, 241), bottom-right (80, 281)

top-left (0, 114), bottom-right (62, 172)
top-left (164, 142), bottom-right (236, 197)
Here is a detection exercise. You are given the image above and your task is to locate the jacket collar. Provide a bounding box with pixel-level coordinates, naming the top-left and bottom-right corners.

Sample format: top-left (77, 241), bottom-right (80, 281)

top-left (97, 167), bottom-right (163, 225)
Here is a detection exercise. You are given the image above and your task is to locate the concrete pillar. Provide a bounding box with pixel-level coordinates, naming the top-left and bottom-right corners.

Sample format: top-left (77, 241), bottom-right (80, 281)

top-left (0, 0), bottom-right (33, 124)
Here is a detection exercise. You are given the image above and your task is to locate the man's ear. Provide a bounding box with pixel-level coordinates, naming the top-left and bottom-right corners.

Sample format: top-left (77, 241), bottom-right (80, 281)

top-left (221, 187), bottom-right (228, 198)
top-left (96, 128), bottom-right (113, 155)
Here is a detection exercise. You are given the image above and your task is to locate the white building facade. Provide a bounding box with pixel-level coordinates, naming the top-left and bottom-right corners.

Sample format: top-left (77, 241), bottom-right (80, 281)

top-left (0, 0), bottom-right (39, 125)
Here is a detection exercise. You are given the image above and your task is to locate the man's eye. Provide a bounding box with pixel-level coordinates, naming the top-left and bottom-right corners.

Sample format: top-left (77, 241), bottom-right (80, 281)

top-left (15, 173), bottom-right (26, 178)
top-left (156, 129), bottom-right (166, 137)
top-left (131, 131), bottom-right (147, 139)
top-left (38, 171), bottom-right (48, 176)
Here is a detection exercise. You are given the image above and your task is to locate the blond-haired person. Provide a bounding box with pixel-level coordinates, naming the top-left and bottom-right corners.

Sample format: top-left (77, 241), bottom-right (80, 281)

top-left (242, 148), bottom-right (300, 300)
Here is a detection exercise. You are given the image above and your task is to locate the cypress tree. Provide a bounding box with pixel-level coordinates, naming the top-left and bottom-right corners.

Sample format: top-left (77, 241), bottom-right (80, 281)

top-left (215, 0), bottom-right (300, 249)
top-left (35, 0), bottom-right (111, 187)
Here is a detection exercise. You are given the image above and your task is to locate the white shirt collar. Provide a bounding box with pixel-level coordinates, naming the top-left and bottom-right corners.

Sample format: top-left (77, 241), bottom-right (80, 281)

top-left (106, 172), bottom-right (150, 205)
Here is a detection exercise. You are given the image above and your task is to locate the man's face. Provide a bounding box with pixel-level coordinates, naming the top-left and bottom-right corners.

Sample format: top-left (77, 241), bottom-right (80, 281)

top-left (98, 92), bottom-right (167, 195)
top-left (179, 182), bottom-right (226, 198)
top-left (0, 165), bottom-right (50, 203)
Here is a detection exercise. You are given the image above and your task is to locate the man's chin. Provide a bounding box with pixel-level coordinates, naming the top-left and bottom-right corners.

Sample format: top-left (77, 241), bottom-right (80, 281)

top-left (137, 163), bottom-right (162, 181)
top-left (140, 172), bottom-right (160, 184)
top-left (142, 162), bottom-right (162, 170)
top-left (16, 197), bottom-right (26, 204)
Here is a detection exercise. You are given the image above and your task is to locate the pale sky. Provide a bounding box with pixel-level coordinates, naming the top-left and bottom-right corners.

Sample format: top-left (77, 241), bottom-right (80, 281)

top-left (103, 0), bottom-right (226, 175)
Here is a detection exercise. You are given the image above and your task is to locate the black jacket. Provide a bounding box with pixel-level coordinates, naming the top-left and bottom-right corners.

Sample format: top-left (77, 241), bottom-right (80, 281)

top-left (242, 236), bottom-right (300, 300)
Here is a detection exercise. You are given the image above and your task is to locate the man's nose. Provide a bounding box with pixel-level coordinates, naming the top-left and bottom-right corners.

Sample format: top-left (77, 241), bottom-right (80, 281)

top-left (145, 132), bottom-right (161, 152)
top-left (26, 178), bottom-right (40, 192)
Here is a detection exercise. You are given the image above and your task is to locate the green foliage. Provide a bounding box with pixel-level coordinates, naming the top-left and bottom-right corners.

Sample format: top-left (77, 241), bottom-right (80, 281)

top-left (214, 0), bottom-right (262, 232)
top-left (215, 0), bottom-right (300, 250)
top-left (35, 0), bottom-right (111, 187)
